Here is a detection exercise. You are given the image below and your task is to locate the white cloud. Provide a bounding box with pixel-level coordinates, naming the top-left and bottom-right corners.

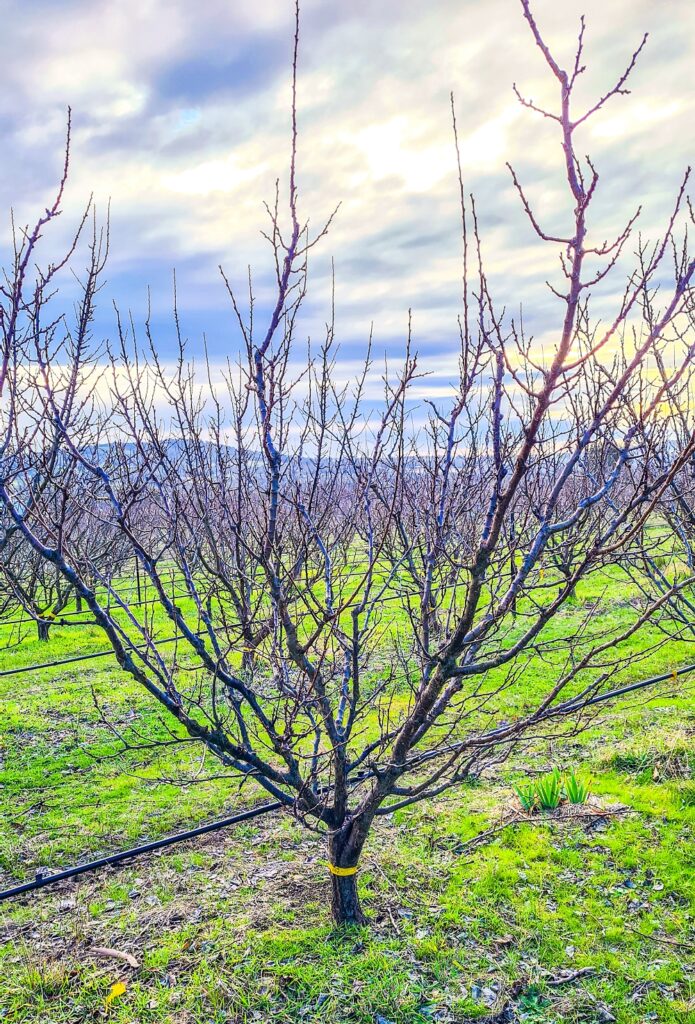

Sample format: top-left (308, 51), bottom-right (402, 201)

top-left (0, 0), bottom-right (692, 376)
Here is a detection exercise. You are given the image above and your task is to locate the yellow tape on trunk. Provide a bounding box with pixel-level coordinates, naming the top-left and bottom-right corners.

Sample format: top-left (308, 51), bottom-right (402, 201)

top-left (327, 863), bottom-right (359, 876)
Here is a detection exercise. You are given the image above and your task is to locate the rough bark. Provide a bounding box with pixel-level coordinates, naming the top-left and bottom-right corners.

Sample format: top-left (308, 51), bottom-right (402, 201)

top-left (328, 830), bottom-right (367, 926)
top-left (330, 870), bottom-right (365, 926)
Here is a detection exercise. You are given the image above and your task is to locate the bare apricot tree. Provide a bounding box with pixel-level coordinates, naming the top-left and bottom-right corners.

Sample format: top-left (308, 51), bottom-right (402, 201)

top-left (1, 1), bottom-right (694, 924)
top-left (0, 500), bottom-right (131, 641)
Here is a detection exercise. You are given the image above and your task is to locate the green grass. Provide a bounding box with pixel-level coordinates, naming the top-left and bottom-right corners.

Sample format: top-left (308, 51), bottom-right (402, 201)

top-left (1, 570), bottom-right (695, 1021)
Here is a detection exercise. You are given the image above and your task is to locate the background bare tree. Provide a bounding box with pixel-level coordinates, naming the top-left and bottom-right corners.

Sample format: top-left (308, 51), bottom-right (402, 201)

top-left (0, 495), bottom-right (131, 641)
top-left (1, 0), bottom-right (694, 924)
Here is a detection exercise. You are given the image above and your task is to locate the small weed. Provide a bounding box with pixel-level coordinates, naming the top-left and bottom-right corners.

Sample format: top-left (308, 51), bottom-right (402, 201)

top-left (514, 769), bottom-right (590, 812)
top-left (513, 782), bottom-right (537, 812)
top-left (535, 770), bottom-right (563, 810)
top-left (517, 985), bottom-right (549, 1014)
top-left (565, 770), bottom-right (590, 804)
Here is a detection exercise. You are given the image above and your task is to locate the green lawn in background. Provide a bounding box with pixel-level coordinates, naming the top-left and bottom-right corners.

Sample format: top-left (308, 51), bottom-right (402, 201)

top-left (0, 568), bottom-right (694, 1022)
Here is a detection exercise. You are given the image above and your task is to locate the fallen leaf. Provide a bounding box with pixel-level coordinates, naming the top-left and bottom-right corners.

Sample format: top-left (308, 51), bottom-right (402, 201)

top-left (105, 981), bottom-right (127, 1006)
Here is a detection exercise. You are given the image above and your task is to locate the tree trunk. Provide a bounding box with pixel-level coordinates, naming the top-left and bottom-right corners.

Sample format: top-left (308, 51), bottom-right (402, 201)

top-left (37, 620), bottom-right (51, 641)
top-left (328, 830), bottom-right (367, 926)
top-left (330, 870), bottom-right (365, 926)
top-left (75, 594), bottom-right (83, 612)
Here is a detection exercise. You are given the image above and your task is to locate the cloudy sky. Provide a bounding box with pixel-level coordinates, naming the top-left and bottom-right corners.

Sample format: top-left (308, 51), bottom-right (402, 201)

top-left (1, 0), bottom-right (693, 394)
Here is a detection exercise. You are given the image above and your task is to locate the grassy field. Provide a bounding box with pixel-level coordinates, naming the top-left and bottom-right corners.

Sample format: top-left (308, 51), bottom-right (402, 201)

top-left (1, 570), bottom-right (694, 1023)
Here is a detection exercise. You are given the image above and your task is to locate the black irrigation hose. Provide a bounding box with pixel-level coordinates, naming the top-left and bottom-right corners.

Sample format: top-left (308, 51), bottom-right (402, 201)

top-left (0, 561), bottom-right (374, 630)
top-left (0, 571), bottom-right (451, 679)
top-left (0, 798), bottom-right (283, 902)
top-left (0, 631), bottom-right (207, 679)
top-left (0, 560), bottom-right (383, 629)
top-left (0, 567), bottom-right (649, 679)
top-left (0, 589), bottom-right (192, 629)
